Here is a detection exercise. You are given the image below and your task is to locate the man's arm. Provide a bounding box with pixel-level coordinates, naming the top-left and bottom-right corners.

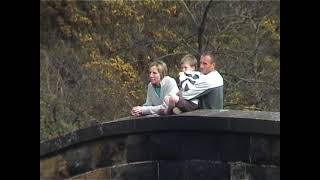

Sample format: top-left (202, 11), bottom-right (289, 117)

top-left (182, 71), bottom-right (223, 100)
top-left (182, 80), bottom-right (211, 100)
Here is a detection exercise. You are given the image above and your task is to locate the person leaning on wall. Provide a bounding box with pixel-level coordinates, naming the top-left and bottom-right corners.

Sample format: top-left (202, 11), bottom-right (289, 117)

top-left (131, 60), bottom-right (179, 117)
top-left (170, 51), bottom-right (224, 114)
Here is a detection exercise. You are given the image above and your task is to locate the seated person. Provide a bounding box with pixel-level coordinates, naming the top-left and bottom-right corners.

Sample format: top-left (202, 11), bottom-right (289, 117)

top-left (131, 60), bottom-right (179, 117)
top-left (162, 54), bottom-right (200, 114)
top-left (166, 51), bottom-right (224, 114)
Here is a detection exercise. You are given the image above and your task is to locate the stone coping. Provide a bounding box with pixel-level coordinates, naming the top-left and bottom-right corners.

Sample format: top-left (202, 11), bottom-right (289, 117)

top-left (40, 110), bottom-right (280, 158)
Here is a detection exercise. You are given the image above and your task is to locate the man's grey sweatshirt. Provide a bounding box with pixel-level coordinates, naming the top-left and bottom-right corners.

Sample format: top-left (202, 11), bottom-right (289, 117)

top-left (182, 70), bottom-right (223, 100)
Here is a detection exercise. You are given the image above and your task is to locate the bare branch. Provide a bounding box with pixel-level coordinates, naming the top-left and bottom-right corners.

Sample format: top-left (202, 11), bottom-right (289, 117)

top-left (222, 72), bottom-right (264, 83)
top-left (180, 0), bottom-right (199, 28)
top-left (198, 0), bottom-right (213, 54)
top-left (153, 52), bottom-right (185, 61)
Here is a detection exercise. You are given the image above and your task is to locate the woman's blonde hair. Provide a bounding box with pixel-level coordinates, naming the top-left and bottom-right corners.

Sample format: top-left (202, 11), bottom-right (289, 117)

top-left (149, 60), bottom-right (168, 80)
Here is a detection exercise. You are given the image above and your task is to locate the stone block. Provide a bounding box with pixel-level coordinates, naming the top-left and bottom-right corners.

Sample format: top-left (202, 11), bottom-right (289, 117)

top-left (181, 133), bottom-right (250, 162)
top-left (69, 167), bottom-right (111, 180)
top-left (231, 162), bottom-right (280, 180)
top-left (250, 135), bottom-right (280, 166)
top-left (159, 160), bottom-right (230, 180)
top-left (111, 161), bottom-right (158, 180)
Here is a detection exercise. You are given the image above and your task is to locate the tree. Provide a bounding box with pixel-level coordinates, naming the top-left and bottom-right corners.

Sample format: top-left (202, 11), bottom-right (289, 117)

top-left (40, 0), bottom-right (280, 142)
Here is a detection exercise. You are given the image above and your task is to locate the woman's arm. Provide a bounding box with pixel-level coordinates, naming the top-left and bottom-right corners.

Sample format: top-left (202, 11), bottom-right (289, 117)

top-left (141, 77), bottom-right (179, 115)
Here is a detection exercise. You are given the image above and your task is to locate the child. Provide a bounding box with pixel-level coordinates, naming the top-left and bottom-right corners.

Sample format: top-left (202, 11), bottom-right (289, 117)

top-left (163, 54), bottom-right (201, 114)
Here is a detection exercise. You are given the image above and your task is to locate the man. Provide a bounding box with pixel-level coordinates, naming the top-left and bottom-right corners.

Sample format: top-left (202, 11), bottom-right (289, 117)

top-left (162, 54), bottom-right (201, 114)
top-left (172, 51), bottom-right (224, 114)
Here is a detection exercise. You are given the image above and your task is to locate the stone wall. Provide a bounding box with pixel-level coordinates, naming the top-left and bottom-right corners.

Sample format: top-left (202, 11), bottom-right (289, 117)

top-left (40, 110), bottom-right (280, 180)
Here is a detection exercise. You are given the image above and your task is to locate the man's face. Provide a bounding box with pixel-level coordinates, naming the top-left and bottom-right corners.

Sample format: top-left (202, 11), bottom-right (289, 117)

top-left (199, 55), bottom-right (214, 75)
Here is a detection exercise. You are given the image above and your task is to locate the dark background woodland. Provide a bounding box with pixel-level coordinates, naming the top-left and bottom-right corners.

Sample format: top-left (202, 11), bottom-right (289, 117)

top-left (40, 0), bottom-right (280, 142)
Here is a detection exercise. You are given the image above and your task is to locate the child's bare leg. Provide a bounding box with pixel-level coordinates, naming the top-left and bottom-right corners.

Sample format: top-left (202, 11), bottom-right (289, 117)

top-left (164, 96), bottom-right (170, 107)
top-left (165, 95), bottom-right (179, 114)
top-left (157, 96), bottom-right (171, 115)
top-left (170, 94), bottom-right (179, 104)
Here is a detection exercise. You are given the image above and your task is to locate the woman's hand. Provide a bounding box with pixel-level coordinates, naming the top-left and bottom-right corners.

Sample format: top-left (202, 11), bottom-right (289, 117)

top-left (131, 106), bottom-right (143, 117)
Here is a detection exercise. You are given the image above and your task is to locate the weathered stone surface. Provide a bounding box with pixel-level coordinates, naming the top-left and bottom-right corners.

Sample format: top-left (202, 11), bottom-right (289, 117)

top-left (250, 135), bottom-right (280, 166)
top-left (40, 155), bottom-right (68, 179)
top-left (68, 161), bottom-right (280, 180)
top-left (40, 132), bottom-right (280, 179)
top-left (63, 145), bottom-right (94, 177)
top-left (40, 136), bottom-right (129, 179)
top-left (40, 110), bottom-right (280, 179)
top-left (158, 160), bottom-right (230, 180)
top-left (182, 110), bottom-right (280, 121)
top-left (111, 161), bottom-right (158, 180)
top-left (180, 133), bottom-right (250, 162)
top-left (41, 110), bottom-right (279, 157)
top-left (95, 137), bottom-right (127, 168)
top-left (126, 133), bottom-right (185, 162)
top-left (69, 167), bottom-right (111, 180)
top-left (231, 162), bottom-right (280, 180)
top-left (126, 132), bottom-right (253, 163)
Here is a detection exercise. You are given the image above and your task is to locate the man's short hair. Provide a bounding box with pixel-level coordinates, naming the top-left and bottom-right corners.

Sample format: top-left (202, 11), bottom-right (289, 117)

top-left (201, 51), bottom-right (215, 64)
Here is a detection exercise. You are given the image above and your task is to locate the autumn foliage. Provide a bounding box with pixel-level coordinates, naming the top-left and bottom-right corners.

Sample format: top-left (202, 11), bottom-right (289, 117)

top-left (40, 1), bottom-right (280, 142)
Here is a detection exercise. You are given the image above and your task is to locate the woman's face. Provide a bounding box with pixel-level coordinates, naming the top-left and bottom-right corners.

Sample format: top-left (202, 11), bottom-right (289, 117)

top-left (149, 66), bottom-right (161, 85)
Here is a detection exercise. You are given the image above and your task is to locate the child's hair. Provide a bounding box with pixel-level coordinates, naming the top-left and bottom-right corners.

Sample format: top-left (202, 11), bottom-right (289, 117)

top-left (149, 60), bottom-right (168, 80)
top-left (180, 54), bottom-right (197, 69)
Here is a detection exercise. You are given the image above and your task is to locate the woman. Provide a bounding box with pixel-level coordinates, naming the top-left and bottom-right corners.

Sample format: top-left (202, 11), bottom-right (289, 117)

top-left (131, 60), bottom-right (179, 117)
